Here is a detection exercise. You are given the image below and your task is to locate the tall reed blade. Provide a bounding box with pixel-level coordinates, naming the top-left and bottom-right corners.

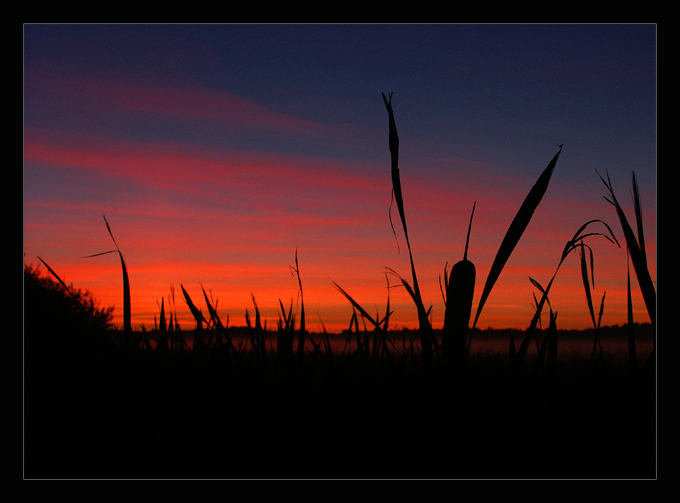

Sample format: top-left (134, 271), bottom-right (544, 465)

top-left (157, 297), bottom-right (167, 351)
top-left (181, 284), bottom-right (206, 348)
top-left (470, 147), bottom-right (562, 349)
top-left (101, 215), bottom-right (132, 338)
top-left (82, 216), bottom-right (132, 339)
top-left (292, 248), bottom-right (306, 359)
top-left (632, 172), bottom-right (647, 269)
top-left (381, 92), bottom-right (434, 360)
top-left (599, 171), bottom-right (655, 329)
top-left (580, 243), bottom-right (597, 329)
top-left (181, 285), bottom-right (206, 327)
top-left (382, 92), bottom-right (409, 248)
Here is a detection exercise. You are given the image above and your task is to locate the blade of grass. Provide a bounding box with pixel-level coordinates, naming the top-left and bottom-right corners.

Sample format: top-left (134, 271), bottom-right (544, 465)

top-left (37, 256), bottom-right (71, 294)
top-left (181, 284), bottom-right (207, 326)
top-left (246, 294), bottom-right (265, 357)
top-left (292, 248), bottom-right (306, 359)
top-left (470, 146), bottom-right (562, 348)
top-left (580, 243), bottom-right (597, 329)
top-left (599, 170), bottom-right (655, 328)
top-left (627, 251), bottom-right (637, 373)
top-left (515, 219), bottom-right (618, 367)
top-left (516, 274), bottom-right (556, 366)
top-left (201, 284), bottom-right (230, 349)
top-left (382, 92), bottom-right (434, 361)
top-left (82, 216), bottom-right (131, 338)
top-left (181, 284), bottom-right (206, 348)
top-left (276, 298), bottom-right (295, 359)
top-left (332, 281), bottom-right (380, 329)
top-left (592, 291), bottom-right (606, 361)
top-left (384, 267), bottom-right (436, 354)
top-left (102, 215), bottom-right (131, 338)
top-left (632, 172), bottom-right (647, 269)
top-left (157, 297), bottom-right (167, 351)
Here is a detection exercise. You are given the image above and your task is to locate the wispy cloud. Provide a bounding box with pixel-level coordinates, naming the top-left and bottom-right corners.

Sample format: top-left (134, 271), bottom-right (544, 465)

top-left (24, 126), bottom-right (385, 195)
top-left (25, 70), bottom-right (342, 136)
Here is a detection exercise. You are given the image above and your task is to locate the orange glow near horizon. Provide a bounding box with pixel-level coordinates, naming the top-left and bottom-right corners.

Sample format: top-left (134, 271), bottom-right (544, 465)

top-left (23, 132), bottom-right (656, 334)
top-left (24, 162), bottom-right (656, 335)
top-left (24, 249), bottom-right (656, 334)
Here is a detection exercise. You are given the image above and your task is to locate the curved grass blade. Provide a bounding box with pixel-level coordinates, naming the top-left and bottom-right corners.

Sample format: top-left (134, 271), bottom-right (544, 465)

top-left (83, 216), bottom-right (131, 338)
top-left (515, 219), bottom-right (618, 368)
top-left (632, 172), bottom-right (647, 269)
top-left (580, 243), bottom-right (597, 329)
top-left (181, 284), bottom-right (207, 326)
top-left (382, 92), bottom-right (409, 248)
top-left (516, 274), bottom-right (556, 366)
top-left (470, 146), bottom-right (562, 342)
top-left (102, 215), bottom-right (131, 337)
top-left (381, 92), bottom-right (434, 359)
top-left (331, 280), bottom-right (379, 329)
top-left (37, 256), bottom-right (71, 294)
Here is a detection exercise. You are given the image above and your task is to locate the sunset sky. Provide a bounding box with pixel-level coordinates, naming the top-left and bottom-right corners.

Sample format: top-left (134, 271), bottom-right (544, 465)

top-left (23, 24), bottom-right (657, 334)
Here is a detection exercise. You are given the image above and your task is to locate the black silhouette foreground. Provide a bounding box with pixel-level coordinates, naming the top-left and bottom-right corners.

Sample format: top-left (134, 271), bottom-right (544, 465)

top-left (23, 265), bottom-right (655, 479)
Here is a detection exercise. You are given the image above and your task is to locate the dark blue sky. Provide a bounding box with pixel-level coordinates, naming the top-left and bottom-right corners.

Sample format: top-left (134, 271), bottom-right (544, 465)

top-left (24, 23), bottom-right (656, 185)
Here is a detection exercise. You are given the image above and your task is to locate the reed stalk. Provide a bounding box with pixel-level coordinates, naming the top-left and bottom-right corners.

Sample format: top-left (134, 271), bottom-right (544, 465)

top-left (599, 170), bottom-right (655, 378)
top-left (382, 92), bottom-right (434, 362)
top-left (81, 215), bottom-right (131, 342)
top-left (291, 249), bottom-right (306, 359)
top-left (598, 171), bottom-right (655, 330)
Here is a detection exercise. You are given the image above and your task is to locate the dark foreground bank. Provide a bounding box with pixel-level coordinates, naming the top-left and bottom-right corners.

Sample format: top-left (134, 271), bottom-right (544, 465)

top-left (24, 331), bottom-right (655, 479)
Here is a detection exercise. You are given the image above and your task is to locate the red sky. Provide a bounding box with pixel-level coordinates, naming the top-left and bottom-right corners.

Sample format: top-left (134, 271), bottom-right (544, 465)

top-left (23, 24), bottom-right (656, 334)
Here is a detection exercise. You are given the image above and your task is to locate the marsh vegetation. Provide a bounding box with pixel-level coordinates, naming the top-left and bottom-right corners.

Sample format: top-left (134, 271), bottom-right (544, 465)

top-left (23, 95), bottom-right (656, 479)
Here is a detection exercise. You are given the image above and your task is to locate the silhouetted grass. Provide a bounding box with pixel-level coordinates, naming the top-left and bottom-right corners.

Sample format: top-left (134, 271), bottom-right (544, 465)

top-left (23, 95), bottom-right (656, 479)
top-left (23, 262), bottom-right (655, 479)
top-left (82, 215), bottom-right (131, 343)
top-left (382, 92), bottom-right (435, 362)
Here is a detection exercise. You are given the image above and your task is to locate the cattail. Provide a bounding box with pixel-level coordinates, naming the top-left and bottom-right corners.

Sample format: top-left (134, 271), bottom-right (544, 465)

top-left (442, 202), bottom-right (476, 363)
